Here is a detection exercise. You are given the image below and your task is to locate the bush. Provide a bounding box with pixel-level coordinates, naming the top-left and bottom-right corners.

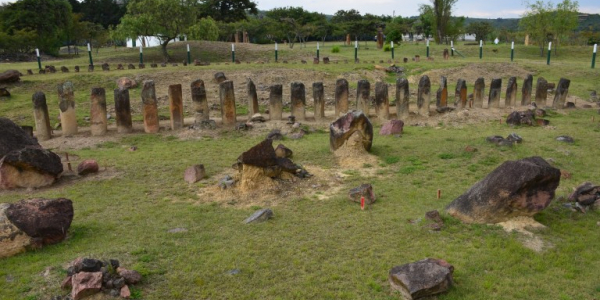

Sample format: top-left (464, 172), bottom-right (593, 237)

top-left (331, 46), bottom-right (340, 53)
top-left (383, 44), bottom-right (391, 52)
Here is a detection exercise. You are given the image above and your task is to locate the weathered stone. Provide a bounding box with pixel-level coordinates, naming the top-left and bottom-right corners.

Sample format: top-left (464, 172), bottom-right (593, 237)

top-left (396, 78), bottom-right (410, 119)
top-left (80, 258), bottom-right (103, 272)
top-left (57, 81), bottom-right (77, 136)
top-left (214, 72), bottom-right (227, 84)
top-left (335, 79), bottom-right (349, 117)
top-left (71, 272), bottom-right (102, 300)
top-left (114, 88), bottom-right (132, 133)
top-left (552, 78), bottom-right (570, 109)
top-left (60, 275), bottom-right (72, 289)
top-left (5, 198), bottom-right (73, 247)
top-left (446, 156), bottom-right (560, 223)
top-left (488, 78), bottom-right (502, 108)
top-left (269, 84), bottom-right (283, 120)
top-left (60, 66), bottom-right (69, 73)
top-left (90, 88), bottom-right (107, 136)
top-left (0, 146), bottom-right (63, 189)
top-left (169, 84), bottom-right (184, 130)
top-left (535, 77), bottom-right (548, 106)
top-left (247, 79), bottom-right (260, 116)
top-left (329, 110), bottom-right (373, 152)
top-left (128, 64), bottom-right (135, 70)
top-left (436, 76), bottom-right (448, 108)
top-left (239, 139), bottom-right (277, 168)
top-left (506, 110), bottom-right (535, 126)
top-left (32, 92), bottom-right (52, 141)
top-left (348, 184), bottom-right (376, 204)
top-left (77, 159), bottom-right (99, 176)
top-left (389, 258), bottom-right (454, 300)
top-left (184, 164), bottom-right (205, 183)
top-left (116, 268), bottom-right (142, 284)
top-left (244, 208), bottom-right (273, 224)
top-left (266, 129), bottom-right (283, 140)
top-left (275, 144), bottom-right (293, 158)
top-left (380, 119), bottom-right (404, 135)
top-left (521, 75), bottom-right (533, 106)
top-left (0, 203), bottom-right (31, 258)
top-left (313, 82), bottom-right (325, 119)
top-left (290, 82), bottom-right (306, 121)
top-left (473, 77), bottom-right (485, 108)
top-left (190, 79), bottom-right (209, 123)
top-left (0, 70), bottom-right (21, 84)
top-left (356, 80), bottom-right (371, 114)
top-left (506, 133), bottom-right (523, 144)
top-left (506, 76), bottom-right (518, 107)
top-left (556, 135), bottom-right (574, 143)
top-left (116, 77), bottom-right (137, 90)
top-left (120, 285), bottom-right (131, 299)
top-left (141, 81), bottom-right (159, 133)
top-left (417, 76), bottom-right (431, 116)
top-left (375, 82), bottom-right (390, 120)
top-left (74, 66), bottom-right (79, 72)
top-left (450, 79), bottom-right (466, 109)
top-left (101, 63), bottom-right (109, 71)
top-left (568, 182), bottom-right (600, 207)
top-left (219, 81), bottom-right (237, 126)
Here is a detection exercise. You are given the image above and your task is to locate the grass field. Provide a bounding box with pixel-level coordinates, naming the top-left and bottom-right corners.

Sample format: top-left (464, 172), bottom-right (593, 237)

top-left (0, 40), bottom-right (599, 300)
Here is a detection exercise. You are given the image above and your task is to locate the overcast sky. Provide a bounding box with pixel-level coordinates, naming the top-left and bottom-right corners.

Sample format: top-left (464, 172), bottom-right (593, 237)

top-left (1, 0), bottom-right (599, 18)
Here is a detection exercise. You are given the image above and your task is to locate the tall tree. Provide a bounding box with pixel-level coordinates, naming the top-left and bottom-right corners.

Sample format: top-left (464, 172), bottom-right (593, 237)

top-left (466, 21), bottom-right (493, 42)
top-left (196, 0), bottom-right (257, 23)
top-left (420, 0), bottom-right (458, 44)
top-left (553, 0), bottom-right (579, 54)
top-left (265, 7), bottom-right (321, 48)
top-left (331, 9), bottom-right (363, 40)
top-left (79, 0), bottom-right (127, 29)
top-left (520, 0), bottom-right (554, 56)
top-left (117, 0), bottom-right (195, 61)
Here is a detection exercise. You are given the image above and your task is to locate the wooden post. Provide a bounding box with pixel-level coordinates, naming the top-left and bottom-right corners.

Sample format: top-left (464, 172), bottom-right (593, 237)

top-left (335, 79), bottom-right (349, 117)
top-left (219, 80), bottom-right (237, 125)
top-left (488, 78), bottom-right (502, 108)
top-left (90, 87), bottom-right (107, 136)
top-left (114, 88), bottom-right (132, 133)
top-left (356, 80), bottom-right (370, 115)
top-left (535, 77), bottom-right (548, 106)
top-left (436, 76), bottom-right (448, 108)
top-left (417, 75), bottom-right (431, 116)
top-left (247, 79), bottom-right (259, 116)
top-left (269, 84), bottom-right (283, 120)
top-left (552, 78), bottom-right (570, 109)
top-left (374, 82), bottom-right (389, 120)
top-left (505, 76), bottom-right (518, 107)
top-left (290, 82), bottom-right (306, 121)
top-left (32, 92), bottom-right (52, 141)
top-left (473, 77), bottom-right (485, 108)
top-left (191, 79), bottom-right (209, 122)
top-left (169, 84), bottom-right (184, 130)
top-left (521, 75), bottom-right (533, 106)
top-left (141, 80), bottom-right (159, 133)
top-left (313, 82), bottom-right (325, 120)
top-left (57, 81), bottom-right (77, 136)
top-left (396, 78), bottom-right (409, 119)
top-left (455, 79), bottom-right (467, 109)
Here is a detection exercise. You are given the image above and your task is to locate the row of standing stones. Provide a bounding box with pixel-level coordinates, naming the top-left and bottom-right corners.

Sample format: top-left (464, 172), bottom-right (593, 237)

top-left (27, 71), bottom-right (576, 144)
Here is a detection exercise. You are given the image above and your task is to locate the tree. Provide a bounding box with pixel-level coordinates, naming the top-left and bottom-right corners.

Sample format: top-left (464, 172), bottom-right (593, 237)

top-left (418, 5), bottom-right (434, 40)
top-left (78, 0), bottom-right (127, 29)
top-left (196, 0), bottom-right (257, 23)
top-left (331, 9), bottom-right (363, 40)
top-left (385, 17), bottom-right (409, 44)
top-left (466, 21), bottom-right (493, 42)
top-left (265, 7), bottom-right (321, 48)
top-left (520, 1), bottom-right (554, 56)
top-left (188, 17), bottom-right (219, 41)
top-left (553, 0), bottom-right (579, 54)
top-left (116, 0), bottom-right (195, 61)
top-left (423, 0), bottom-right (459, 43)
top-left (0, 0), bottom-right (73, 55)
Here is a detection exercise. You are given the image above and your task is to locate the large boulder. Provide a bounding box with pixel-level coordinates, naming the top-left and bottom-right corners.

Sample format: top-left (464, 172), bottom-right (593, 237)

top-left (446, 156), bottom-right (560, 223)
top-left (0, 118), bottom-right (63, 189)
top-left (0, 70), bottom-right (22, 84)
top-left (329, 110), bottom-right (373, 152)
top-left (389, 258), bottom-right (454, 300)
top-left (0, 198), bottom-right (73, 258)
top-left (239, 139), bottom-right (278, 168)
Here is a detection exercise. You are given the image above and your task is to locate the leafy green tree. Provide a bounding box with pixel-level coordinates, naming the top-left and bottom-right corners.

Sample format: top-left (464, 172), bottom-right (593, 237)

top-left (78, 0), bottom-right (127, 29)
top-left (0, 0), bottom-right (73, 55)
top-left (553, 0), bottom-right (579, 53)
top-left (385, 17), bottom-right (409, 44)
top-left (418, 5), bottom-right (435, 40)
top-left (116, 0), bottom-right (195, 61)
top-left (188, 17), bottom-right (219, 41)
top-left (196, 0), bottom-right (257, 23)
top-left (520, 0), bottom-right (554, 56)
top-left (421, 0), bottom-right (459, 43)
top-left (466, 21), bottom-right (493, 42)
top-left (331, 9), bottom-right (363, 40)
top-left (265, 7), bottom-right (321, 48)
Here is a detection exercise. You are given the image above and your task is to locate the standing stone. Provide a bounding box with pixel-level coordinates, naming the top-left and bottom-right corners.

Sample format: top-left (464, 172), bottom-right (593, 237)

top-left (169, 84), bottom-right (184, 130)
top-left (32, 92), bottom-right (52, 141)
top-left (552, 78), bottom-right (571, 109)
top-left (417, 75), bottom-right (431, 116)
top-left (114, 89), bottom-right (132, 133)
top-left (521, 75), bottom-right (533, 106)
top-left (473, 77), bottom-right (485, 108)
top-left (313, 82), bottom-right (325, 119)
top-left (90, 88), bottom-right (107, 136)
top-left (247, 79), bottom-right (259, 116)
top-left (269, 84), bottom-right (283, 120)
top-left (141, 81), bottom-right (159, 133)
top-left (335, 79), bottom-right (349, 117)
top-left (356, 80), bottom-right (370, 114)
top-left (57, 82), bottom-right (77, 136)
top-left (535, 77), bottom-right (548, 106)
top-left (436, 76), bottom-right (448, 108)
top-left (290, 82), bottom-right (306, 121)
top-left (219, 80), bottom-right (237, 126)
top-left (488, 78), bottom-right (502, 108)
top-left (184, 164), bottom-right (205, 183)
top-left (374, 82), bottom-right (389, 120)
top-left (396, 78), bottom-right (409, 119)
top-left (191, 79), bottom-right (209, 122)
top-left (505, 77), bottom-right (518, 107)
top-left (214, 72), bottom-right (227, 84)
top-left (455, 79), bottom-right (467, 108)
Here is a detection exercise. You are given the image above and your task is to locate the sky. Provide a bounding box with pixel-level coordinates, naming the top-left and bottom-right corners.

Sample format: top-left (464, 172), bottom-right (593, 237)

top-left (1, 0), bottom-right (599, 19)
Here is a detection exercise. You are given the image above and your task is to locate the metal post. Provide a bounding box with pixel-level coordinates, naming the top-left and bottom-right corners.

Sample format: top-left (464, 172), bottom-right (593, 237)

top-left (510, 41), bottom-right (514, 62)
top-left (317, 42), bottom-right (320, 60)
top-left (391, 41), bottom-right (394, 59)
top-left (87, 43), bottom-right (93, 66)
top-left (275, 43), bottom-right (278, 62)
top-left (187, 44), bottom-right (191, 64)
top-left (231, 43), bottom-right (235, 63)
top-left (426, 39), bottom-right (430, 57)
top-left (479, 40), bottom-right (483, 59)
top-left (36, 48), bottom-right (41, 70)
top-left (592, 44), bottom-right (597, 69)
top-left (450, 41), bottom-right (454, 56)
top-left (139, 45), bottom-right (143, 64)
top-left (547, 42), bottom-right (551, 65)
top-left (354, 40), bottom-right (358, 61)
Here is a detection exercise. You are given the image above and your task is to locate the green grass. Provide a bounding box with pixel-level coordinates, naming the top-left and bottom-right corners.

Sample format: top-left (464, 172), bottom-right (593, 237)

top-left (1, 40), bottom-right (600, 300)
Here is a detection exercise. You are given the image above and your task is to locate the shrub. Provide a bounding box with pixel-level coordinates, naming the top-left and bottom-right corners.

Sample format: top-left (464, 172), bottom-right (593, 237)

top-left (331, 46), bottom-right (340, 53)
top-left (383, 44), bottom-right (391, 52)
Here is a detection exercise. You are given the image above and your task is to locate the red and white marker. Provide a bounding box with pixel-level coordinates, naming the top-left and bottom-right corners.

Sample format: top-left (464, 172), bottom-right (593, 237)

top-left (360, 196), bottom-right (365, 210)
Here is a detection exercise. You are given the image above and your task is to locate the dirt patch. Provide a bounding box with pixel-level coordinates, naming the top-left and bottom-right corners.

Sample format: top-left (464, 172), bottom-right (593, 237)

top-left (497, 216), bottom-right (553, 252)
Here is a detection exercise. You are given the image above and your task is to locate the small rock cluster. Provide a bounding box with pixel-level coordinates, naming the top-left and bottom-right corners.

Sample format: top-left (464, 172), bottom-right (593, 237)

top-left (567, 182), bottom-right (600, 212)
top-left (505, 104), bottom-right (549, 126)
top-left (60, 258), bottom-right (141, 300)
top-left (486, 133), bottom-right (523, 147)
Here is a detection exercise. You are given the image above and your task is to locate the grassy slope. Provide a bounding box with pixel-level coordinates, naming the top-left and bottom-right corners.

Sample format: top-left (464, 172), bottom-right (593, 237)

top-left (0, 41), bottom-right (599, 300)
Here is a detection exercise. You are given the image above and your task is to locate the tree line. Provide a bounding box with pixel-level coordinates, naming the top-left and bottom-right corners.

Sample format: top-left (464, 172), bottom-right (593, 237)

top-left (0, 0), bottom-right (593, 61)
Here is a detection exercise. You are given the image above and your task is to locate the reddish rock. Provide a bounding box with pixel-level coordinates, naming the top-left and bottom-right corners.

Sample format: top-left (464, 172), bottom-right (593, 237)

top-left (61, 275), bottom-right (72, 289)
top-left (0, 70), bottom-right (22, 84)
top-left (77, 159), bottom-right (99, 176)
top-left (116, 77), bottom-right (138, 90)
top-left (184, 164), bottom-right (206, 183)
top-left (71, 272), bottom-right (102, 300)
top-left (379, 120), bottom-right (404, 135)
top-left (5, 198), bottom-right (73, 246)
top-left (389, 258), bottom-right (454, 300)
top-left (239, 139), bottom-right (277, 168)
top-left (120, 285), bottom-right (131, 298)
top-left (348, 184), bottom-right (376, 204)
top-left (117, 268), bottom-right (142, 284)
top-left (329, 110), bottom-right (373, 152)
